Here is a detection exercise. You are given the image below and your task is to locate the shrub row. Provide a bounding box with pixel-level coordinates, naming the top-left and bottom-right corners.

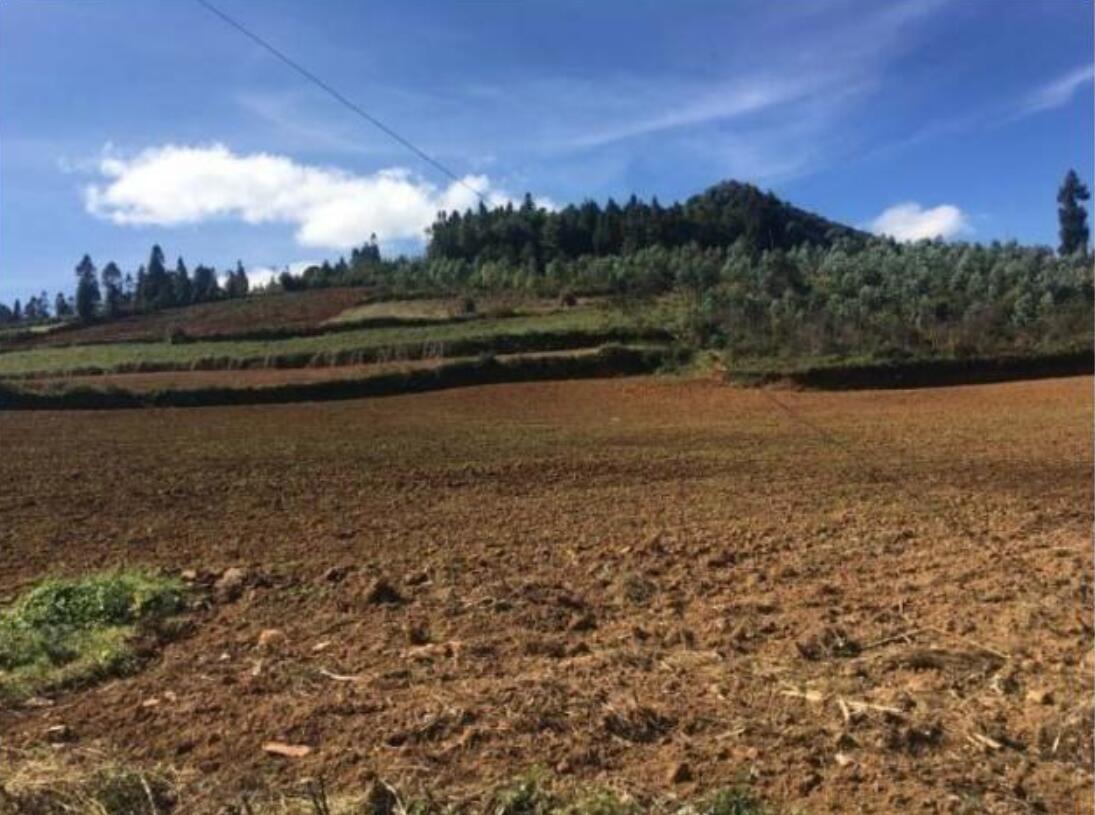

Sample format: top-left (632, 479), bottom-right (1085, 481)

top-left (0, 327), bottom-right (673, 381)
top-left (726, 348), bottom-right (1093, 390)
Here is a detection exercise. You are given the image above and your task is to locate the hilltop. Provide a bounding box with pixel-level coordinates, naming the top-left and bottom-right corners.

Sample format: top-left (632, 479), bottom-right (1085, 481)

top-left (426, 180), bottom-right (866, 266)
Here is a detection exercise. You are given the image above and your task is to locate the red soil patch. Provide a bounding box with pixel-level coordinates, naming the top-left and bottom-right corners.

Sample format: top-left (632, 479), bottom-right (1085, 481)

top-left (0, 376), bottom-right (1091, 812)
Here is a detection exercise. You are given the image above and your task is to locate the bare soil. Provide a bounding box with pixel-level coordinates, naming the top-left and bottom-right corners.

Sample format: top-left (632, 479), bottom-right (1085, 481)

top-left (0, 376), bottom-right (1090, 813)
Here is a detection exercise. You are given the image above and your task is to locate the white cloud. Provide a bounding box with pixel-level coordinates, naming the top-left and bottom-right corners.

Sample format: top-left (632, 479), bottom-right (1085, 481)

top-left (231, 261), bottom-right (318, 290)
top-left (1013, 64), bottom-right (1093, 119)
top-left (84, 143), bottom-right (518, 250)
top-left (869, 202), bottom-right (970, 241)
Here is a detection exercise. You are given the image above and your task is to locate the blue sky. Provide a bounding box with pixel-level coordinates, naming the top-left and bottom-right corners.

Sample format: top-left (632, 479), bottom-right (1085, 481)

top-left (1, 0), bottom-right (1091, 302)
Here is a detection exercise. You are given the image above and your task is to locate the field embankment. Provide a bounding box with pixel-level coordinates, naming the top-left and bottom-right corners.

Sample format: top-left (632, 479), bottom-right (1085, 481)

top-left (0, 346), bottom-right (675, 409)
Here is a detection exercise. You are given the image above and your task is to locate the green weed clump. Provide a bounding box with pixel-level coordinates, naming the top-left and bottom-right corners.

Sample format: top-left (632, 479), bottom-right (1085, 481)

top-left (0, 572), bottom-right (186, 702)
top-left (486, 772), bottom-right (769, 815)
top-left (696, 787), bottom-right (772, 815)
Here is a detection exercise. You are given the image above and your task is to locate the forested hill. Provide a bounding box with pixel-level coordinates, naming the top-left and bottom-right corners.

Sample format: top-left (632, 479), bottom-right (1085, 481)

top-left (426, 180), bottom-right (866, 266)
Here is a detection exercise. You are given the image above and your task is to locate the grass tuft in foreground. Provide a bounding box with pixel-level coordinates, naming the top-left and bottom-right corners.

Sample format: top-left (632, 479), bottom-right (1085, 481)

top-left (0, 749), bottom-right (176, 815)
top-left (0, 755), bottom-right (775, 815)
top-left (0, 572), bottom-right (186, 702)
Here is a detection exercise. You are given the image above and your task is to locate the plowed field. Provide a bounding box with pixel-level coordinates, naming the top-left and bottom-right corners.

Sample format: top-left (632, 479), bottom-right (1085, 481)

top-left (0, 375), bottom-right (1090, 813)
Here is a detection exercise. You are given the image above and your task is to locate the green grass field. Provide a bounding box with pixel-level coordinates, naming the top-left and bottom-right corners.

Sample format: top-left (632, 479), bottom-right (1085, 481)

top-left (0, 306), bottom-right (665, 378)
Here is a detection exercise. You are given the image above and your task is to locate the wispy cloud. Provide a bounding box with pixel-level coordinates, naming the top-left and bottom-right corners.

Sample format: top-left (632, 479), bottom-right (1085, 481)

top-left (561, 75), bottom-right (828, 151)
top-left (208, 0), bottom-right (954, 193)
top-left (1010, 63), bottom-right (1093, 120)
top-left (505, 0), bottom-right (947, 182)
top-left (869, 202), bottom-right (970, 241)
top-left (852, 62), bottom-right (1094, 169)
top-left (235, 91), bottom-right (380, 155)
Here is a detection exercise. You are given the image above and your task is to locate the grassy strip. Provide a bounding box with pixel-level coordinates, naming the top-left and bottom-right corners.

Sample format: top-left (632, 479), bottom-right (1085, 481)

top-left (0, 573), bottom-right (186, 703)
top-left (0, 760), bottom-right (773, 815)
top-left (725, 348), bottom-right (1093, 390)
top-left (10, 312), bottom-right (478, 351)
top-left (0, 346), bottom-right (679, 410)
top-left (0, 309), bottom-right (668, 379)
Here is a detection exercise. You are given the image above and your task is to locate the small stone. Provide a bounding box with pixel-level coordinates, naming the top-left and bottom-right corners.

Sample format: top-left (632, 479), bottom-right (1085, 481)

top-left (798, 771), bottom-right (823, 795)
top-left (835, 752), bottom-right (855, 768)
top-left (213, 567), bottom-right (248, 602)
top-left (45, 724), bottom-right (73, 743)
top-left (323, 565), bottom-right (352, 584)
top-left (365, 578), bottom-right (403, 605)
top-left (262, 741), bottom-right (312, 758)
top-left (567, 612), bottom-right (597, 633)
top-left (1025, 688), bottom-right (1054, 705)
top-left (666, 761), bottom-right (693, 784)
top-left (180, 569), bottom-right (199, 582)
top-left (404, 570), bottom-right (430, 586)
top-left (256, 628), bottom-right (287, 652)
top-left (835, 732), bottom-right (859, 750)
top-left (404, 621), bottom-right (430, 645)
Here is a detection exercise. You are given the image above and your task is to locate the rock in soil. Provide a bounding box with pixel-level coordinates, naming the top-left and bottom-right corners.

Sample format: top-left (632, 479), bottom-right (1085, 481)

top-left (365, 577), bottom-right (404, 605)
top-left (1026, 688), bottom-right (1055, 705)
top-left (213, 567), bottom-right (248, 602)
top-left (323, 565), bottom-right (353, 584)
top-left (261, 741), bottom-right (312, 758)
top-left (666, 761), bottom-right (693, 784)
top-left (45, 724), bottom-right (74, 743)
top-left (567, 612), bottom-right (597, 632)
top-left (256, 628), bottom-right (287, 652)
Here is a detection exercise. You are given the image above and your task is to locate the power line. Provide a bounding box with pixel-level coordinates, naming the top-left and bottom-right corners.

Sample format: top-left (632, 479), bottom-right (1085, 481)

top-left (193, 0), bottom-right (486, 203)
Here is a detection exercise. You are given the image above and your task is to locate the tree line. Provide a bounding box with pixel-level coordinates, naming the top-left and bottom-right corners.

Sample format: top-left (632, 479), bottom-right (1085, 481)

top-left (0, 245), bottom-right (251, 326)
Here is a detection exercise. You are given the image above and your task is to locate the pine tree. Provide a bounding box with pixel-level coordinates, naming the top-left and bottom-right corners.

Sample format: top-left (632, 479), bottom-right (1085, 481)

top-left (172, 257), bottom-right (192, 305)
top-left (1058, 169), bottom-right (1091, 256)
top-left (145, 245), bottom-right (171, 308)
top-left (134, 266), bottom-right (148, 309)
top-left (228, 261), bottom-right (249, 298)
top-left (74, 254), bottom-right (101, 321)
top-left (192, 265), bottom-right (218, 302)
top-left (101, 261), bottom-right (123, 318)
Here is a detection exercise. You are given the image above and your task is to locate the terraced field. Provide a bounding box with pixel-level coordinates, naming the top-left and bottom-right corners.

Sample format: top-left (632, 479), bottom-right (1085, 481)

top-left (0, 305), bottom-right (661, 379)
top-left (0, 375), bottom-right (1090, 813)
